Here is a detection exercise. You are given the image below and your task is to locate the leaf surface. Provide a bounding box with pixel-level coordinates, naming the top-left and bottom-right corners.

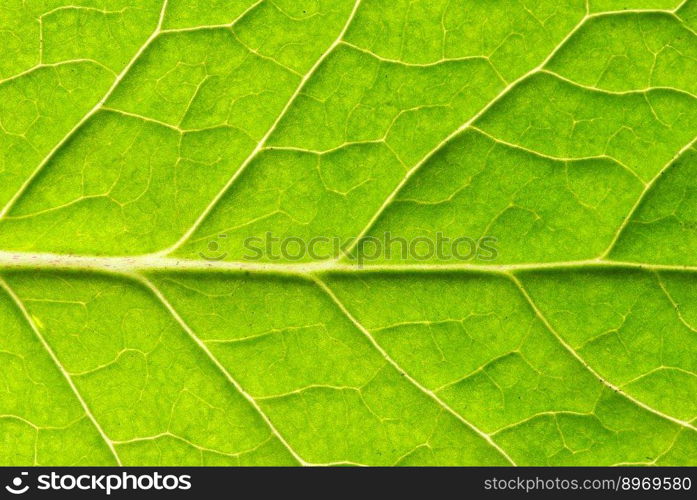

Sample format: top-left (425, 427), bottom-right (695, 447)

top-left (0, 0), bottom-right (695, 466)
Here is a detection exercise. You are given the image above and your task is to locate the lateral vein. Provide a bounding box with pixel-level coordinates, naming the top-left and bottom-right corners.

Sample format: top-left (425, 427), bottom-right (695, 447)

top-left (136, 275), bottom-right (311, 466)
top-left (0, 278), bottom-right (123, 465)
top-left (160, 0), bottom-right (365, 256)
top-left (511, 274), bottom-right (697, 432)
top-left (0, 0), bottom-right (171, 221)
top-left (313, 275), bottom-right (518, 466)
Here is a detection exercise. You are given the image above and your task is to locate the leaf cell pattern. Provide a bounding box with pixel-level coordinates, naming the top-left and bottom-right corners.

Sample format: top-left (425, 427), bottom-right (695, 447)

top-left (0, 0), bottom-right (695, 466)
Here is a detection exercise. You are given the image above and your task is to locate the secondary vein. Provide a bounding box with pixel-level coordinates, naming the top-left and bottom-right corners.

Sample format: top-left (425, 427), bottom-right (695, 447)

top-left (313, 275), bottom-right (518, 465)
top-left (136, 275), bottom-right (311, 466)
top-left (0, 0), bottom-right (171, 220)
top-left (511, 274), bottom-right (697, 432)
top-left (159, 0), bottom-right (365, 256)
top-left (0, 278), bottom-right (123, 465)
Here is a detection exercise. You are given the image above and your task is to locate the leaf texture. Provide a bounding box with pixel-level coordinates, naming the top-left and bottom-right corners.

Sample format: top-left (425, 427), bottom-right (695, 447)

top-left (0, 0), bottom-right (695, 466)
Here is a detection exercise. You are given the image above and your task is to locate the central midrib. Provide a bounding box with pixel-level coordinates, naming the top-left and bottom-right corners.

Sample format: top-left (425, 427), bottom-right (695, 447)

top-left (0, 250), bottom-right (695, 275)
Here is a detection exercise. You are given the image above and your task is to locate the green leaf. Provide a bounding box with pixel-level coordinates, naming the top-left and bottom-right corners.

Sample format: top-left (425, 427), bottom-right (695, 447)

top-left (0, 0), bottom-right (695, 466)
